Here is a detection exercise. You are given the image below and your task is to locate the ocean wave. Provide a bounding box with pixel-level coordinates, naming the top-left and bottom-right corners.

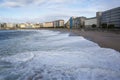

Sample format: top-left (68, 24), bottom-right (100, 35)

top-left (0, 30), bottom-right (120, 80)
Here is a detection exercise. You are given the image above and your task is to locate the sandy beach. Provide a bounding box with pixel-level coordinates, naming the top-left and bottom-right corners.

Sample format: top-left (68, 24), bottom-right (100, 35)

top-left (44, 28), bottom-right (120, 52)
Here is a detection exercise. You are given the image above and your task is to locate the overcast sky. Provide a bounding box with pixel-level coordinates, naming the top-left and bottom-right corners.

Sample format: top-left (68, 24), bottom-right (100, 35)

top-left (0, 0), bottom-right (120, 23)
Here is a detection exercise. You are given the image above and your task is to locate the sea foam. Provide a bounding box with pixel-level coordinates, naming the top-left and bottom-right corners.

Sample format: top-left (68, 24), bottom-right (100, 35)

top-left (0, 30), bottom-right (120, 80)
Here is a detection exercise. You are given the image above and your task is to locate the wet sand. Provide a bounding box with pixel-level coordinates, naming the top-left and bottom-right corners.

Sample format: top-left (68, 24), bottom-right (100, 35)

top-left (44, 28), bottom-right (120, 52)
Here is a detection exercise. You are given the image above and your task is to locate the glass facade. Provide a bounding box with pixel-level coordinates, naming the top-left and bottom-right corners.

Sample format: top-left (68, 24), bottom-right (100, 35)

top-left (101, 7), bottom-right (120, 27)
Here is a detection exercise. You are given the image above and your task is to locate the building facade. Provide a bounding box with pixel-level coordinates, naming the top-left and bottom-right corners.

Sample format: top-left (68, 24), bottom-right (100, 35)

top-left (43, 22), bottom-right (53, 28)
top-left (85, 17), bottom-right (97, 28)
top-left (96, 12), bottom-right (102, 27)
top-left (32, 23), bottom-right (41, 28)
top-left (73, 17), bottom-right (86, 28)
top-left (53, 20), bottom-right (64, 28)
top-left (101, 7), bottom-right (120, 28)
top-left (69, 17), bottom-right (76, 29)
top-left (19, 23), bottom-right (27, 29)
top-left (65, 16), bottom-right (86, 29)
top-left (0, 23), bottom-right (1, 29)
top-left (5, 23), bottom-right (16, 29)
top-left (65, 21), bottom-right (70, 29)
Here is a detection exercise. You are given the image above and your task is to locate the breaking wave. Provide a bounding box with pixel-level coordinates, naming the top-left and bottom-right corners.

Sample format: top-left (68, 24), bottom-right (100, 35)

top-left (0, 30), bottom-right (120, 80)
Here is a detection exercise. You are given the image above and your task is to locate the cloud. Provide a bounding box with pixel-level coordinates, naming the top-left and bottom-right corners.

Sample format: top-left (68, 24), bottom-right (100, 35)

top-left (1, 1), bottom-right (24, 7)
top-left (0, 0), bottom-right (70, 8)
top-left (0, 0), bottom-right (120, 23)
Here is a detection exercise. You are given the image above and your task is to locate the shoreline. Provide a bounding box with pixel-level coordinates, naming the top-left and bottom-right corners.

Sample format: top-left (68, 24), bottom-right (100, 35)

top-left (47, 28), bottom-right (120, 52)
top-left (0, 28), bottom-right (120, 52)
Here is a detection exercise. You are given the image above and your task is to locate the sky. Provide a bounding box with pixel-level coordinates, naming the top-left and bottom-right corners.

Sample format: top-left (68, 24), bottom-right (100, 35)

top-left (0, 0), bottom-right (120, 23)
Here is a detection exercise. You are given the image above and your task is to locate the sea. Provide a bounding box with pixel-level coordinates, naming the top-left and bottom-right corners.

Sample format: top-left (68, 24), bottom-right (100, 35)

top-left (0, 30), bottom-right (120, 80)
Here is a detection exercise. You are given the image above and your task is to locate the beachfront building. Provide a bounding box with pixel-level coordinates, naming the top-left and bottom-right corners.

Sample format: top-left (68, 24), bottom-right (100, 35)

top-left (40, 23), bottom-right (44, 28)
top-left (74, 17), bottom-right (86, 28)
top-left (26, 23), bottom-right (33, 29)
top-left (32, 23), bottom-right (41, 28)
top-left (65, 17), bottom-right (76, 29)
top-left (53, 20), bottom-right (64, 28)
top-left (69, 17), bottom-right (76, 29)
top-left (65, 18), bottom-right (70, 29)
top-left (65, 16), bottom-right (87, 29)
top-left (5, 23), bottom-right (16, 29)
top-left (85, 17), bottom-right (97, 28)
top-left (101, 7), bottom-right (120, 28)
top-left (43, 22), bottom-right (53, 28)
top-left (65, 21), bottom-right (70, 29)
top-left (0, 23), bottom-right (1, 29)
top-left (2, 23), bottom-right (7, 29)
top-left (19, 23), bottom-right (27, 29)
top-left (96, 12), bottom-right (102, 27)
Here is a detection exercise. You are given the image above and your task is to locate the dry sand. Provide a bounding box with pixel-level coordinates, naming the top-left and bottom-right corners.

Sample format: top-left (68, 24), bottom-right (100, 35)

top-left (45, 28), bottom-right (120, 52)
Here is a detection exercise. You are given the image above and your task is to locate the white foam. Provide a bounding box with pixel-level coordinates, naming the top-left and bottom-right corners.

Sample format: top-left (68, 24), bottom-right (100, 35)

top-left (1, 52), bottom-right (34, 63)
top-left (2, 50), bottom-right (120, 80)
top-left (0, 30), bottom-right (120, 80)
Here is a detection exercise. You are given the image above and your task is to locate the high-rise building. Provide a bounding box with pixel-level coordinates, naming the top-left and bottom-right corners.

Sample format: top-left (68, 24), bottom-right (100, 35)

top-left (96, 12), bottom-right (102, 27)
top-left (101, 7), bottom-right (120, 28)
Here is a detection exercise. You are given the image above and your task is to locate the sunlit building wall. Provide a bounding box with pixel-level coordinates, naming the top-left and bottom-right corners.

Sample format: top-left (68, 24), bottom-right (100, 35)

top-left (32, 24), bottom-right (41, 28)
top-left (6, 23), bottom-right (16, 29)
top-left (19, 23), bottom-right (27, 29)
top-left (96, 12), bottom-right (102, 27)
top-left (65, 21), bottom-right (70, 29)
top-left (43, 22), bottom-right (53, 28)
top-left (85, 17), bottom-right (97, 28)
top-left (73, 17), bottom-right (86, 28)
top-left (53, 20), bottom-right (64, 28)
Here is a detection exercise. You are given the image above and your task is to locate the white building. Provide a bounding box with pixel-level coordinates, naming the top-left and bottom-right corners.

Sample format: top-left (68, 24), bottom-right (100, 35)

top-left (73, 17), bottom-right (86, 28)
top-left (6, 23), bottom-right (16, 29)
top-left (19, 23), bottom-right (27, 29)
top-left (85, 17), bottom-right (97, 28)
top-left (32, 24), bottom-right (40, 28)
top-left (96, 12), bottom-right (102, 27)
top-left (43, 22), bottom-right (53, 28)
top-left (53, 20), bottom-right (64, 28)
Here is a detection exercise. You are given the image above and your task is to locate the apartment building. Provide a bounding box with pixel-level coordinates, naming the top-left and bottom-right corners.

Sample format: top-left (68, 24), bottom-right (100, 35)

top-left (53, 20), bottom-right (64, 28)
top-left (0, 23), bottom-right (1, 29)
top-left (65, 17), bottom-right (76, 29)
top-left (5, 23), bottom-right (16, 29)
top-left (19, 23), bottom-right (27, 29)
top-left (74, 17), bottom-right (86, 28)
top-left (1, 23), bottom-right (7, 29)
top-left (96, 12), bottom-right (102, 27)
top-left (0, 23), bottom-right (6, 29)
top-left (85, 17), bottom-right (97, 28)
top-left (65, 16), bottom-right (87, 29)
top-left (43, 22), bottom-right (53, 28)
top-left (40, 23), bottom-right (44, 28)
top-left (69, 17), bottom-right (76, 29)
top-left (32, 23), bottom-right (41, 28)
top-left (65, 21), bottom-right (70, 29)
top-left (101, 7), bottom-right (120, 28)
